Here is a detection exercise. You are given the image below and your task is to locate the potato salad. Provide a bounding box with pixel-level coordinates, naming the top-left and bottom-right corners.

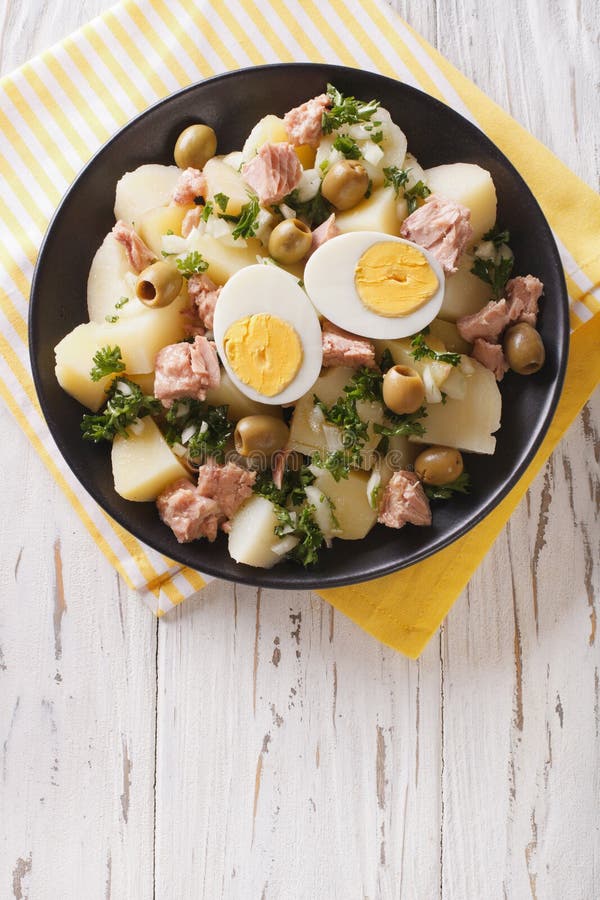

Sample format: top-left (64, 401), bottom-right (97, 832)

top-left (54, 84), bottom-right (546, 569)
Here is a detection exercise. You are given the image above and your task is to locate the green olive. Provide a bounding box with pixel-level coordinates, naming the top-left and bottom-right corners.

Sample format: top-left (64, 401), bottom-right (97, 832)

top-left (382, 365), bottom-right (425, 415)
top-left (234, 415), bottom-right (290, 457)
top-left (268, 218), bottom-right (312, 264)
top-left (174, 124), bottom-right (217, 170)
top-left (414, 446), bottom-right (464, 486)
top-left (503, 323), bottom-right (545, 375)
top-left (321, 160), bottom-right (369, 210)
top-left (136, 261), bottom-right (183, 308)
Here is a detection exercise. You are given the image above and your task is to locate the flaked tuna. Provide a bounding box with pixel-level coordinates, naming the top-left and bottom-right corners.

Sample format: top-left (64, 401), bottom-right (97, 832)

top-left (171, 167), bottom-right (207, 206)
top-left (321, 319), bottom-right (376, 369)
top-left (181, 206), bottom-right (203, 237)
top-left (506, 275), bottom-right (543, 326)
top-left (471, 338), bottom-right (509, 381)
top-left (377, 470), bottom-right (432, 529)
top-left (242, 142), bottom-right (302, 205)
top-left (187, 273), bottom-right (221, 332)
top-left (196, 460), bottom-right (257, 520)
top-left (283, 93), bottom-right (331, 148)
top-left (157, 478), bottom-right (221, 543)
top-left (154, 335), bottom-right (220, 406)
top-left (307, 213), bottom-right (339, 259)
top-left (112, 220), bottom-right (155, 274)
top-left (399, 194), bottom-right (473, 274)
top-left (457, 298), bottom-right (511, 343)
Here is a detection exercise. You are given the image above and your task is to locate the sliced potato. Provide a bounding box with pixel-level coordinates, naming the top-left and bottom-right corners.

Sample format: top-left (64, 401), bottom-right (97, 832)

top-left (439, 253), bottom-right (491, 322)
top-left (111, 417), bottom-right (188, 502)
top-left (185, 233), bottom-right (267, 285)
top-left (311, 468), bottom-right (377, 540)
top-left (205, 369), bottom-right (283, 421)
top-left (423, 163), bottom-right (497, 244)
top-left (409, 359), bottom-right (501, 454)
top-left (203, 156), bottom-right (251, 217)
top-left (374, 336), bottom-right (452, 389)
top-left (114, 164), bottom-right (182, 225)
top-left (136, 205), bottom-right (189, 257)
top-left (87, 233), bottom-right (147, 323)
top-left (335, 186), bottom-right (402, 236)
top-left (55, 323), bottom-right (116, 411)
top-left (428, 318), bottom-right (472, 355)
top-left (228, 495), bottom-right (288, 568)
top-left (288, 367), bottom-right (385, 467)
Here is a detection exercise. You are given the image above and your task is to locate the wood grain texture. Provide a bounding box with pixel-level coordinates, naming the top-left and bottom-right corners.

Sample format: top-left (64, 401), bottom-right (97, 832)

top-left (0, 0), bottom-right (598, 898)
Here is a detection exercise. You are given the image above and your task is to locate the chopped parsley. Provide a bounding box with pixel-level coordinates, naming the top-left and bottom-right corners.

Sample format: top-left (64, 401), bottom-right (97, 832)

top-left (332, 134), bottom-right (362, 159)
top-left (312, 450), bottom-right (351, 481)
top-left (90, 345), bottom-right (126, 382)
top-left (201, 202), bottom-right (213, 222)
top-left (105, 314), bottom-right (119, 324)
top-left (370, 130), bottom-right (384, 144)
top-left (115, 296), bottom-right (129, 310)
top-left (383, 165), bottom-right (410, 196)
top-left (424, 471), bottom-right (471, 500)
top-left (313, 365), bottom-right (384, 466)
top-left (164, 400), bottom-right (232, 462)
top-left (470, 225), bottom-right (514, 298)
top-left (380, 348), bottom-right (394, 374)
top-left (374, 406), bottom-right (428, 438)
top-left (276, 505), bottom-right (325, 567)
top-left (81, 378), bottom-right (160, 442)
top-left (370, 483), bottom-right (383, 509)
top-left (470, 255), bottom-right (514, 299)
top-left (322, 83), bottom-right (380, 134)
top-left (231, 194), bottom-right (260, 240)
top-left (176, 251), bottom-right (209, 279)
top-left (283, 187), bottom-right (333, 228)
top-left (213, 192), bottom-right (229, 212)
top-left (405, 180), bottom-right (431, 214)
top-left (253, 464), bottom-right (315, 509)
top-left (410, 329), bottom-right (461, 367)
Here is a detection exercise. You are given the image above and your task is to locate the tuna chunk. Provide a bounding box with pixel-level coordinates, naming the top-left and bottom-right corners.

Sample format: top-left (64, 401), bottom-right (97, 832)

top-left (321, 319), bottom-right (376, 369)
top-left (171, 167), bottom-right (207, 206)
top-left (472, 338), bottom-right (509, 381)
top-left (181, 206), bottom-right (203, 237)
top-left (112, 220), bottom-right (155, 274)
top-left (283, 93), bottom-right (331, 148)
top-left (157, 478), bottom-right (221, 543)
top-left (187, 273), bottom-right (221, 332)
top-left (154, 335), bottom-right (220, 406)
top-left (456, 298), bottom-right (511, 343)
top-left (196, 461), bottom-right (256, 519)
top-left (377, 470), bottom-right (432, 529)
top-left (399, 194), bottom-right (473, 274)
top-left (242, 142), bottom-right (302, 205)
top-left (506, 275), bottom-right (543, 326)
top-left (307, 213), bottom-right (340, 259)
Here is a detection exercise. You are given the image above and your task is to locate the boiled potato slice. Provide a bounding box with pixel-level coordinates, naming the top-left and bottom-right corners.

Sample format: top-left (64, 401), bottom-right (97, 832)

top-left (203, 156), bottom-right (251, 217)
top-left (428, 318), bottom-right (472, 355)
top-left (374, 336), bottom-right (452, 389)
top-left (205, 369), bottom-right (282, 421)
top-left (223, 150), bottom-right (244, 170)
top-left (136, 205), bottom-right (189, 257)
top-left (185, 233), bottom-right (267, 285)
top-left (114, 164), bottom-right (182, 225)
top-left (439, 253), bottom-right (492, 322)
top-left (311, 468), bottom-right (377, 540)
top-left (228, 495), bottom-right (292, 568)
top-left (423, 163), bottom-right (496, 244)
top-left (335, 186), bottom-right (402, 236)
top-left (128, 372), bottom-right (155, 395)
top-left (402, 153), bottom-right (427, 190)
top-left (288, 367), bottom-right (385, 467)
top-left (55, 323), bottom-right (116, 411)
top-left (409, 359), bottom-right (501, 454)
top-left (87, 233), bottom-right (148, 323)
top-left (111, 417), bottom-right (188, 502)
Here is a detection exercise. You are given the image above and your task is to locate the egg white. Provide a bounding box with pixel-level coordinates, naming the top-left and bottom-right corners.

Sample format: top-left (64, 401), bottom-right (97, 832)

top-left (303, 231), bottom-right (446, 339)
top-left (212, 264), bottom-right (323, 405)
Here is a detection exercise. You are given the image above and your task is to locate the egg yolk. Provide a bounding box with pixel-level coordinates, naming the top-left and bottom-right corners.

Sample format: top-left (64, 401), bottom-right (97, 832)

top-left (354, 241), bottom-right (439, 317)
top-left (223, 313), bottom-right (303, 397)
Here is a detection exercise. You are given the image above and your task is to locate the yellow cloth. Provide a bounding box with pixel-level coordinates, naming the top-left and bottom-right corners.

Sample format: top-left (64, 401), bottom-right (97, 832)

top-left (0, 0), bottom-right (598, 656)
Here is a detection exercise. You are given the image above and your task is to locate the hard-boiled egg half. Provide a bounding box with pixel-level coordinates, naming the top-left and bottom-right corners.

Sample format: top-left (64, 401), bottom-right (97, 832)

top-left (303, 231), bottom-right (445, 339)
top-left (213, 264), bottom-right (323, 405)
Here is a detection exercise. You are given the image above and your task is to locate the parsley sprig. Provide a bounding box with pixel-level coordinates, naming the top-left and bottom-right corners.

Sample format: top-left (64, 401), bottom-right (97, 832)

top-left (405, 180), bottom-right (431, 214)
top-left (332, 134), bottom-right (362, 159)
top-left (90, 345), bottom-right (125, 382)
top-left (81, 378), bottom-right (160, 442)
top-left (410, 329), bottom-right (461, 367)
top-left (374, 406), bottom-right (428, 439)
top-left (282, 188), bottom-right (333, 228)
top-left (164, 400), bottom-right (232, 462)
top-left (322, 83), bottom-right (380, 134)
top-left (311, 450), bottom-right (351, 482)
top-left (383, 165), bottom-right (410, 196)
top-left (470, 225), bottom-right (514, 298)
top-left (275, 505), bottom-right (325, 567)
top-left (483, 224), bottom-right (510, 248)
top-left (253, 465), bottom-right (315, 509)
top-left (176, 251), bottom-right (209, 279)
top-left (230, 194), bottom-right (260, 240)
top-left (213, 192), bottom-right (229, 212)
top-left (424, 472), bottom-right (471, 500)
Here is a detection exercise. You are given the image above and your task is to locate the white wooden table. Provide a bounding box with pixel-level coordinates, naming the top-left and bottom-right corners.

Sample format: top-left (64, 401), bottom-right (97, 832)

top-left (1, 2), bottom-right (598, 898)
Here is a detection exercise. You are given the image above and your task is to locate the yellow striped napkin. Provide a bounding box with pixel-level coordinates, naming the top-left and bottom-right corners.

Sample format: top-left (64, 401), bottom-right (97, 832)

top-left (1, 0), bottom-right (598, 656)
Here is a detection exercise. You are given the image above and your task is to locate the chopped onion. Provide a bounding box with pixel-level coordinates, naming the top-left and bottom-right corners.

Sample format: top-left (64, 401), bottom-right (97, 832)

top-left (361, 141), bottom-right (384, 166)
top-left (270, 535), bottom-right (300, 556)
top-left (423, 365), bottom-right (442, 404)
top-left (128, 417), bottom-right (144, 436)
top-left (171, 442), bottom-right (187, 457)
top-left (474, 240), bottom-right (495, 260)
top-left (198, 420), bottom-right (209, 435)
top-left (161, 233), bottom-right (188, 255)
top-left (295, 168), bottom-right (321, 202)
top-left (115, 380), bottom-right (132, 396)
top-left (366, 467), bottom-right (382, 510)
top-left (174, 401), bottom-right (189, 419)
top-left (181, 424), bottom-right (197, 445)
top-left (460, 356), bottom-right (475, 376)
top-left (308, 403), bottom-right (326, 432)
top-left (323, 423), bottom-right (344, 452)
top-left (279, 203), bottom-right (296, 220)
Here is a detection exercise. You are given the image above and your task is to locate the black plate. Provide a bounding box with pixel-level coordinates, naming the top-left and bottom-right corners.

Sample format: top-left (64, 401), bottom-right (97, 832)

top-left (29, 63), bottom-right (569, 590)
